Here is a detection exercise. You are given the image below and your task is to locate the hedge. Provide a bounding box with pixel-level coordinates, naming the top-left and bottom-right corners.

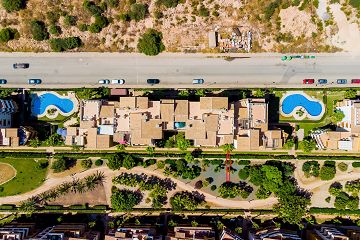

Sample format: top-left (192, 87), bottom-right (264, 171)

top-left (353, 162), bottom-right (360, 168)
top-left (68, 204), bottom-right (87, 209)
top-left (43, 205), bottom-right (62, 210)
top-left (0, 204), bottom-right (15, 210)
top-left (0, 151), bottom-right (49, 158)
top-left (310, 207), bottom-right (360, 215)
top-left (238, 160), bottom-right (251, 165)
top-left (298, 155), bottom-right (360, 161)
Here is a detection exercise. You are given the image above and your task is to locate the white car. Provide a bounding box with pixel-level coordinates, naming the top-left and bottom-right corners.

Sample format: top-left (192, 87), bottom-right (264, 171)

top-left (111, 79), bottom-right (125, 84)
top-left (98, 79), bottom-right (110, 84)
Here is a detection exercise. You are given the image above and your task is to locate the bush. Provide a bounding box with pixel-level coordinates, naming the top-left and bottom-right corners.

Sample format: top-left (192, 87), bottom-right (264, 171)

top-left (48, 25), bottom-right (61, 35)
top-left (238, 160), bottom-right (250, 165)
top-left (0, 28), bottom-right (12, 42)
top-left (30, 20), bottom-right (49, 41)
top-left (95, 159), bottom-right (103, 166)
top-left (137, 28), bottom-right (165, 56)
top-left (36, 160), bottom-right (49, 169)
top-left (2, 0), bottom-right (25, 12)
top-left (353, 162), bottom-right (360, 168)
top-left (78, 23), bottom-right (89, 32)
top-left (302, 161), bottom-right (320, 178)
top-left (320, 161), bottom-right (336, 181)
top-left (89, 15), bottom-right (108, 33)
top-left (81, 159), bottom-right (92, 169)
top-left (129, 3), bottom-right (147, 21)
top-left (106, 0), bottom-right (119, 7)
top-left (238, 167), bottom-right (250, 180)
top-left (51, 157), bottom-right (68, 173)
top-left (83, 0), bottom-right (104, 16)
top-left (157, 0), bottom-right (179, 8)
top-left (210, 185), bottom-right (217, 191)
top-left (63, 15), bottom-right (77, 27)
top-left (198, 5), bottom-right (209, 17)
top-left (49, 37), bottom-right (82, 52)
top-left (264, 0), bottom-right (281, 20)
top-left (338, 162), bottom-right (348, 172)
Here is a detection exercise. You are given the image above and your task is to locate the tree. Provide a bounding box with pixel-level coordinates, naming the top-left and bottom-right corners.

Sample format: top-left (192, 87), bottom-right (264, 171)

top-left (345, 89), bottom-right (357, 99)
top-left (273, 194), bottom-right (311, 225)
top-left (238, 167), bottom-right (250, 180)
top-left (48, 25), bottom-right (61, 35)
top-left (30, 20), bottom-right (49, 41)
top-left (256, 186), bottom-right (271, 199)
top-left (137, 28), bottom-right (165, 56)
top-left (176, 133), bottom-right (190, 151)
top-left (0, 88), bottom-right (15, 98)
top-left (338, 162), bottom-right (348, 172)
top-left (76, 87), bottom-right (110, 99)
top-left (184, 152), bottom-right (194, 163)
top-left (170, 191), bottom-right (204, 211)
top-left (129, 3), bottom-right (147, 21)
top-left (329, 182), bottom-right (343, 196)
top-left (261, 165), bottom-right (283, 193)
top-left (157, 0), bottom-right (179, 8)
top-left (331, 110), bottom-right (345, 123)
top-left (122, 154), bottom-right (136, 170)
top-left (81, 159), bottom-right (92, 169)
top-left (320, 161), bottom-right (336, 181)
top-left (302, 161), bottom-right (320, 178)
top-left (146, 146), bottom-right (155, 156)
top-left (221, 144), bottom-right (234, 153)
top-left (299, 139), bottom-right (316, 153)
top-left (334, 192), bottom-right (350, 210)
top-left (0, 28), bottom-right (11, 42)
top-left (49, 37), bottom-right (82, 52)
top-left (2, 0), bottom-right (25, 12)
top-left (63, 15), bottom-right (77, 27)
top-left (51, 157), bottom-right (67, 173)
top-left (95, 159), bottom-right (103, 166)
top-left (283, 138), bottom-right (295, 150)
top-left (157, 160), bottom-right (165, 169)
top-left (111, 187), bottom-right (142, 211)
top-left (249, 166), bottom-right (264, 186)
top-left (107, 154), bottom-right (122, 170)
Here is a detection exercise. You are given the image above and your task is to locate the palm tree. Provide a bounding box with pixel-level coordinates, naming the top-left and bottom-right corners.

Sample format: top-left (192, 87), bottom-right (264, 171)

top-left (92, 171), bottom-right (105, 184)
top-left (75, 181), bottom-right (86, 194)
top-left (57, 182), bottom-right (72, 195)
top-left (70, 178), bottom-right (80, 193)
top-left (84, 175), bottom-right (97, 191)
top-left (19, 198), bottom-right (37, 213)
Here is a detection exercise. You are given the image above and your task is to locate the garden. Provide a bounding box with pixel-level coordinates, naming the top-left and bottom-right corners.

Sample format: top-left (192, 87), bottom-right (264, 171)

top-left (0, 158), bottom-right (48, 197)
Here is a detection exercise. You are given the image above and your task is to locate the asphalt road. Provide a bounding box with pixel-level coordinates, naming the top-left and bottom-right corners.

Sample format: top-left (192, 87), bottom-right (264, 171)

top-left (0, 52), bottom-right (359, 88)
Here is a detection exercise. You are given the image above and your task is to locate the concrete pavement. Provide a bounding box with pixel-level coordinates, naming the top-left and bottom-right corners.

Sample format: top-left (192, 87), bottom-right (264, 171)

top-left (0, 52), bottom-right (359, 88)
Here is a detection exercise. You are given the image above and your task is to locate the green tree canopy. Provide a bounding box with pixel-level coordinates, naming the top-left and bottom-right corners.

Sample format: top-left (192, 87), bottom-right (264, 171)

top-left (320, 161), bottom-right (336, 181)
top-left (2, 0), bottom-right (25, 12)
top-left (176, 133), bottom-right (191, 151)
top-left (30, 20), bottom-right (49, 41)
top-left (345, 89), bottom-right (357, 99)
top-left (170, 191), bottom-right (204, 211)
top-left (51, 157), bottom-right (68, 173)
top-left (331, 109), bottom-right (345, 123)
top-left (81, 159), bottom-right (92, 169)
top-left (122, 154), bottom-right (136, 170)
top-left (107, 154), bottom-right (123, 170)
top-left (157, 0), bottom-right (179, 8)
top-left (299, 139), bottom-right (316, 153)
top-left (274, 194), bottom-right (310, 225)
top-left (137, 28), bottom-right (165, 56)
top-left (129, 3), bottom-right (147, 21)
top-left (111, 187), bottom-right (142, 211)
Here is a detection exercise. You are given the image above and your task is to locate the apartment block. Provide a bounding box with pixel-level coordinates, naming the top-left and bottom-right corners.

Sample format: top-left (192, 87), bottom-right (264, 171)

top-left (235, 99), bottom-right (284, 150)
top-left (105, 227), bottom-right (161, 240)
top-left (249, 228), bottom-right (302, 240)
top-left (220, 229), bottom-right (243, 240)
top-left (313, 99), bottom-right (360, 151)
top-left (65, 97), bottom-right (284, 149)
top-left (306, 226), bottom-right (349, 240)
top-left (0, 100), bottom-right (17, 128)
top-left (166, 226), bottom-right (215, 240)
top-left (0, 223), bottom-right (36, 239)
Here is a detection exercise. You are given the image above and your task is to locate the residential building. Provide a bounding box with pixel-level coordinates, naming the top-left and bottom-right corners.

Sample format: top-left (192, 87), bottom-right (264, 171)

top-left (0, 223), bottom-right (36, 239)
top-left (312, 99), bottom-right (360, 151)
top-left (29, 223), bottom-right (100, 240)
top-left (65, 97), bottom-right (237, 148)
top-left (166, 226), bottom-right (215, 240)
top-left (0, 128), bottom-right (20, 147)
top-left (105, 227), bottom-right (161, 240)
top-left (0, 100), bottom-right (17, 128)
top-left (249, 228), bottom-right (302, 240)
top-left (234, 99), bottom-right (284, 151)
top-left (306, 226), bottom-right (348, 240)
top-left (220, 228), bottom-right (243, 240)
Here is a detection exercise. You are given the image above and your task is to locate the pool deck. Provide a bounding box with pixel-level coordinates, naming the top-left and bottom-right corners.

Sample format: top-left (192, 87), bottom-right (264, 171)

top-left (32, 91), bottom-right (79, 119)
top-left (280, 91), bottom-right (325, 121)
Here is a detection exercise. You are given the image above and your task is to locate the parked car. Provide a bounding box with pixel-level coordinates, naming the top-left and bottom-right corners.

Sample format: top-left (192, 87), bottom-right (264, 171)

top-left (98, 79), bottom-right (110, 84)
top-left (147, 79), bottom-right (160, 85)
top-left (337, 79), bottom-right (347, 84)
top-left (317, 79), bottom-right (328, 84)
top-left (352, 79), bottom-right (360, 84)
top-left (0, 79), bottom-right (7, 84)
top-left (192, 79), bottom-right (204, 84)
top-left (111, 79), bottom-right (125, 84)
top-left (28, 79), bottom-right (42, 84)
top-left (303, 79), bottom-right (315, 84)
top-left (13, 63), bottom-right (29, 69)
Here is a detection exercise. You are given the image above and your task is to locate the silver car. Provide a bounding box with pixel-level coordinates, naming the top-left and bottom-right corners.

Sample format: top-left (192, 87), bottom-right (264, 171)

top-left (192, 79), bottom-right (204, 84)
top-left (111, 79), bottom-right (125, 84)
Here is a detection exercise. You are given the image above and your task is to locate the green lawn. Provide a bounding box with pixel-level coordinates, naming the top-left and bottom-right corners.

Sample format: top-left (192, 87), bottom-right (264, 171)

top-left (0, 158), bottom-right (48, 197)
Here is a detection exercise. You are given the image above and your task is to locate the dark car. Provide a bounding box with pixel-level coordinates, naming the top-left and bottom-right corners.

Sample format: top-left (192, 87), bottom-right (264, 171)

top-left (147, 79), bottom-right (160, 85)
top-left (352, 79), bottom-right (360, 84)
top-left (318, 79), bottom-right (328, 84)
top-left (0, 79), bottom-right (7, 84)
top-left (337, 79), bottom-right (347, 84)
top-left (13, 63), bottom-right (29, 69)
top-left (28, 79), bottom-right (42, 84)
top-left (303, 79), bottom-right (315, 84)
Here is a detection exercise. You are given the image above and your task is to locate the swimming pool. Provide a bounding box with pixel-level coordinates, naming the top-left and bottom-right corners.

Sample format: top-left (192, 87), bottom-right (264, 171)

top-left (32, 93), bottom-right (75, 116)
top-left (281, 93), bottom-right (324, 118)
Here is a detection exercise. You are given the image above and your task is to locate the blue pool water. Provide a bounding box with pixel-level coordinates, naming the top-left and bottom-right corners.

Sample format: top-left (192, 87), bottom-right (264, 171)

top-left (32, 93), bottom-right (74, 115)
top-left (282, 94), bottom-right (323, 117)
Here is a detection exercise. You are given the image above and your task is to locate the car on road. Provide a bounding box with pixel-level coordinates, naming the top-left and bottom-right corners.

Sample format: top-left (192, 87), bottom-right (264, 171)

top-left (98, 79), bottom-right (110, 84)
top-left (147, 79), bottom-right (160, 85)
top-left (303, 79), bottom-right (315, 84)
top-left (13, 63), bottom-right (29, 69)
top-left (318, 79), bottom-right (328, 84)
top-left (111, 79), bottom-right (125, 84)
top-left (337, 79), bottom-right (347, 84)
top-left (0, 79), bottom-right (7, 84)
top-left (28, 79), bottom-right (42, 85)
top-left (352, 79), bottom-right (360, 84)
top-left (192, 79), bottom-right (204, 84)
